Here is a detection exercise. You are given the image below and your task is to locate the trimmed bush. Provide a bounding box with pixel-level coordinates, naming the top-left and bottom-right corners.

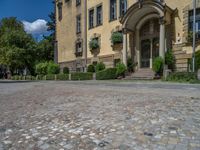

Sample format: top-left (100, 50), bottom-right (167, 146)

top-left (153, 57), bottom-right (164, 75)
top-left (37, 75), bottom-right (43, 80)
top-left (87, 64), bottom-right (95, 73)
top-left (89, 38), bottom-right (99, 50)
top-left (47, 62), bottom-right (60, 74)
top-left (116, 62), bottom-right (127, 77)
top-left (57, 74), bottom-right (69, 80)
top-left (189, 50), bottom-right (200, 71)
top-left (71, 72), bottom-right (93, 80)
top-left (111, 32), bottom-right (123, 45)
top-left (63, 67), bottom-right (69, 74)
top-left (127, 57), bottom-right (134, 72)
top-left (165, 49), bottom-right (175, 70)
top-left (96, 68), bottom-right (117, 80)
top-left (46, 74), bottom-right (55, 80)
top-left (95, 62), bottom-right (105, 72)
top-left (35, 62), bottom-right (48, 75)
top-left (166, 72), bottom-right (197, 83)
top-left (25, 75), bottom-right (33, 80)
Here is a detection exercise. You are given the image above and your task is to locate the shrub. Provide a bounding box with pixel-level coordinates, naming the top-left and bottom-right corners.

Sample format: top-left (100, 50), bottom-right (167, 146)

top-left (47, 62), bottom-right (60, 74)
top-left (37, 75), bottom-right (43, 80)
top-left (189, 50), bottom-right (200, 71)
top-left (63, 67), bottom-right (69, 74)
top-left (95, 62), bottom-right (105, 72)
top-left (153, 57), bottom-right (164, 75)
top-left (25, 75), bottom-right (33, 80)
top-left (35, 62), bottom-right (48, 75)
top-left (165, 49), bottom-right (175, 70)
top-left (89, 38), bottom-right (99, 50)
top-left (87, 64), bottom-right (95, 73)
top-left (46, 74), bottom-right (55, 80)
top-left (71, 72), bottom-right (93, 80)
top-left (96, 68), bottom-right (117, 80)
top-left (111, 32), bottom-right (123, 45)
top-left (116, 62), bottom-right (127, 77)
top-left (127, 57), bottom-right (134, 72)
top-left (57, 74), bottom-right (69, 80)
top-left (166, 72), bottom-right (197, 83)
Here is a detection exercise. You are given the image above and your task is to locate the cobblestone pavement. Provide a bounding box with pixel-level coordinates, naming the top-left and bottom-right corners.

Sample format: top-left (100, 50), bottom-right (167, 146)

top-left (0, 81), bottom-right (200, 150)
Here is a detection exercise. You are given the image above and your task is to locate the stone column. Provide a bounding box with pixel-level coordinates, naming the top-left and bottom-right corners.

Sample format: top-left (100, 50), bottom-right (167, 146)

top-left (135, 29), bottom-right (140, 69)
top-left (123, 32), bottom-right (128, 66)
top-left (159, 18), bottom-right (166, 59)
top-left (150, 38), bottom-right (153, 69)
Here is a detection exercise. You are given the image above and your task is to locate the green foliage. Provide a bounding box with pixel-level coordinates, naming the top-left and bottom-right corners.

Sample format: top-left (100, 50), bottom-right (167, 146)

top-left (35, 62), bottom-right (49, 75)
top-left (89, 38), bottom-right (99, 50)
top-left (57, 74), bottom-right (69, 80)
top-left (95, 62), bottom-right (105, 72)
top-left (46, 74), bottom-right (55, 80)
top-left (116, 62), bottom-right (127, 77)
top-left (87, 64), bottom-right (95, 73)
top-left (0, 17), bottom-right (37, 75)
top-left (96, 68), bottom-right (117, 80)
top-left (127, 57), bottom-right (134, 72)
top-left (37, 75), bottom-right (43, 80)
top-left (11, 75), bottom-right (22, 80)
top-left (71, 72), bottom-right (93, 80)
top-left (166, 72), bottom-right (198, 83)
top-left (165, 49), bottom-right (175, 70)
top-left (188, 50), bottom-right (200, 71)
top-left (63, 67), bottom-right (69, 74)
top-left (111, 32), bottom-right (123, 44)
top-left (153, 57), bottom-right (164, 75)
top-left (47, 62), bottom-right (60, 74)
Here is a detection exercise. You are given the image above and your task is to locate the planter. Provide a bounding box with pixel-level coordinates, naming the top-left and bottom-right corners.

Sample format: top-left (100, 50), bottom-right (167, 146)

top-left (90, 48), bottom-right (100, 57)
top-left (111, 43), bottom-right (123, 51)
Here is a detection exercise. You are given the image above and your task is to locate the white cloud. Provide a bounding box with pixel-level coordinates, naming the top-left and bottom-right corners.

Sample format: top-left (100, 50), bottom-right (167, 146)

top-left (23, 19), bottom-right (48, 34)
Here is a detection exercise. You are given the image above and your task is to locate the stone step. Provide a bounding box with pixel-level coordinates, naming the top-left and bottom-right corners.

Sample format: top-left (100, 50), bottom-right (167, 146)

top-left (176, 59), bottom-right (188, 64)
top-left (127, 69), bottom-right (155, 80)
top-left (173, 50), bottom-right (186, 55)
top-left (176, 63), bottom-right (188, 68)
top-left (175, 53), bottom-right (192, 59)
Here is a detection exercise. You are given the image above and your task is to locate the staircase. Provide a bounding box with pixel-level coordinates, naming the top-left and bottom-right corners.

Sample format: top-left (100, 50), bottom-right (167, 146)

top-left (126, 68), bottom-right (155, 80)
top-left (173, 44), bottom-right (192, 72)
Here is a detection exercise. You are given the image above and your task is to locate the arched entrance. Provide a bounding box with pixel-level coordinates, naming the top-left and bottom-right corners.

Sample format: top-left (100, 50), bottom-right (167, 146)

top-left (120, 0), bottom-right (173, 70)
top-left (140, 19), bottom-right (159, 68)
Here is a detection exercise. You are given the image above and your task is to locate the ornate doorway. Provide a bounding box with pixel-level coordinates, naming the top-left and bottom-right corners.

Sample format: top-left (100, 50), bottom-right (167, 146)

top-left (140, 19), bottom-right (160, 68)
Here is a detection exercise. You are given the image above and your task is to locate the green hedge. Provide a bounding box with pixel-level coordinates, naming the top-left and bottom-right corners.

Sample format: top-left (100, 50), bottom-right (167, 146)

top-left (57, 74), bottom-right (69, 80)
top-left (37, 75), bottom-right (44, 80)
top-left (11, 75), bottom-right (35, 80)
top-left (96, 68), bottom-right (117, 80)
top-left (71, 72), bottom-right (93, 80)
top-left (46, 74), bottom-right (55, 80)
top-left (166, 72), bottom-right (197, 83)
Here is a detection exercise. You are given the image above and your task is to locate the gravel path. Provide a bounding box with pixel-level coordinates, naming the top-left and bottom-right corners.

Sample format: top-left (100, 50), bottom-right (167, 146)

top-left (0, 81), bottom-right (200, 150)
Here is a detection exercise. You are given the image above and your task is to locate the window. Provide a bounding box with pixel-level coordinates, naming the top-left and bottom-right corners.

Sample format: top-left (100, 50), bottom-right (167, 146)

top-left (57, 2), bottom-right (63, 21)
top-left (189, 8), bottom-right (200, 39)
top-left (110, 0), bottom-right (117, 21)
top-left (76, 15), bottom-right (81, 33)
top-left (96, 5), bottom-right (102, 26)
top-left (76, 0), bottom-right (81, 6)
top-left (75, 41), bottom-right (82, 57)
top-left (89, 9), bottom-right (94, 29)
top-left (120, 0), bottom-right (127, 16)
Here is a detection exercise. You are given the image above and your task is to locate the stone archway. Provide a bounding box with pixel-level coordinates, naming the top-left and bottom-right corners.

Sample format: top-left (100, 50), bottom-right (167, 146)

top-left (120, 0), bottom-right (174, 69)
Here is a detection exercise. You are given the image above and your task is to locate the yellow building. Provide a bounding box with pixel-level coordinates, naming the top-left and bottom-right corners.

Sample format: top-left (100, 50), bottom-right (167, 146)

top-left (55, 0), bottom-right (200, 73)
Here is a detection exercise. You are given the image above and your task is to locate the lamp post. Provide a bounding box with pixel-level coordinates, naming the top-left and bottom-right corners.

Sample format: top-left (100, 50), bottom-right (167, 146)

top-left (192, 0), bottom-right (196, 72)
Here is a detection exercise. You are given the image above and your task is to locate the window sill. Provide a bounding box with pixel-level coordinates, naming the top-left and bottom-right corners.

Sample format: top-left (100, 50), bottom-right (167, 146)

top-left (89, 27), bottom-right (95, 30)
top-left (96, 23), bottom-right (103, 27)
top-left (109, 18), bottom-right (117, 22)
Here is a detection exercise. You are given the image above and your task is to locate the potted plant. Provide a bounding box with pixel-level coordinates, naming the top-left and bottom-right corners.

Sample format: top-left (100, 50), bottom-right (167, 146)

top-left (89, 38), bottom-right (100, 56)
top-left (153, 56), bottom-right (164, 79)
top-left (111, 32), bottom-right (123, 51)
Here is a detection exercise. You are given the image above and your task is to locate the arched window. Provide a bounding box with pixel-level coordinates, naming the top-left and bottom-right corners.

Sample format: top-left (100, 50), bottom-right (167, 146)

top-left (120, 0), bottom-right (127, 17)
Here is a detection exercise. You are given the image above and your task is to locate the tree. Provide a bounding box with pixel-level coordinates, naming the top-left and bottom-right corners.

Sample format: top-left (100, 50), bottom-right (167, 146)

top-left (0, 17), bottom-right (37, 75)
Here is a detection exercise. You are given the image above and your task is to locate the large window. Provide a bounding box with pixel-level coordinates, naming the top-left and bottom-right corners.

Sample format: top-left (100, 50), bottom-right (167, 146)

top-left (189, 8), bottom-right (200, 39)
top-left (75, 41), bottom-right (82, 57)
top-left (57, 2), bottom-right (63, 21)
top-left (110, 0), bottom-right (117, 21)
top-left (120, 0), bottom-right (127, 16)
top-left (76, 15), bottom-right (81, 33)
top-left (89, 9), bottom-right (94, 29)
top-left (96, 5), bottom-right (102, 26)
top-left (76, 0), bottom-right (81, 6)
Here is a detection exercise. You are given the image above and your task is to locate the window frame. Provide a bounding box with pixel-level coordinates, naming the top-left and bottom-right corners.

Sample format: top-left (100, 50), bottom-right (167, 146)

top-left (76, 14), bottom-right (81, 34)
top-left (96, 4), bottom-right (103, 26)
top-left (89, 8), bottom-right (95, 29)
top-left (119, 0), bottom-right (127, 17)
top-left (110, 0), bottom-right (117, 21)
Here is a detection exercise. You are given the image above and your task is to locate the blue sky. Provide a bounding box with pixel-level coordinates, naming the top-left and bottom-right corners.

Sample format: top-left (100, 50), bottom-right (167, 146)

top-left (0, 0), bottom-right (54, 40)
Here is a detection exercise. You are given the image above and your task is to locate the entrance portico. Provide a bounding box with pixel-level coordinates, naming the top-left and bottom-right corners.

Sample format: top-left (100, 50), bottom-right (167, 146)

top-left (120, 0), bottom-right (173, 70)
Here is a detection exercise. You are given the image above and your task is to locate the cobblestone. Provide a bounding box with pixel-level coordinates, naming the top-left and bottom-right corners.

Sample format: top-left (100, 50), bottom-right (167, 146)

top-left (0, 81), bottom-right (200, 149)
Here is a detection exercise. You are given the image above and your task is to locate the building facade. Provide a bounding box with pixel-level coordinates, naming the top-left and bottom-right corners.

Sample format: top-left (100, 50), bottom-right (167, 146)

top-left (55, 0), bottom-right (200, 72)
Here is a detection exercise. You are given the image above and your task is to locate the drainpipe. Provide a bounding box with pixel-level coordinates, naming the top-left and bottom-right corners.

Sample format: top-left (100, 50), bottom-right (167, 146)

top-left (84, 0), bottom-right (88, 72)
top-left (192, 0), bottom-right (196, 72)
